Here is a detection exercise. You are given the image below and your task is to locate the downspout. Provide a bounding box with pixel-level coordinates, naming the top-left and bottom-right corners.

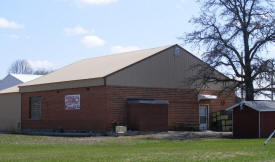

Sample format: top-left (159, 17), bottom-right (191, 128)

top-left (196, 93), bottom-right (200, 131)
top-left (104, 77), bottom-right (107, 87)
top-left (19, 92), bottom-right (22, 132)
top-left (103, 77), bottom-right (109, 131)
top-left (259, 111), bottom-right (261, 138)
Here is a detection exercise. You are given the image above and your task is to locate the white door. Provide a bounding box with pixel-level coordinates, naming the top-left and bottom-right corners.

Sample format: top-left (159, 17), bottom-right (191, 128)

top-left (199, 105), bottom-right (208, 131)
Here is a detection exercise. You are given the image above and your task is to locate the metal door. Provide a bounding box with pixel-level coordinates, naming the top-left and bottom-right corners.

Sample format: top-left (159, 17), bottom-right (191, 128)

top-left (199, 105), bottom-right (208, 130)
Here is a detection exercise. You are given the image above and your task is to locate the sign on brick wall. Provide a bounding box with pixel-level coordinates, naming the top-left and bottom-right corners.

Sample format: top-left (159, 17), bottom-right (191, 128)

top-left (65, 94), bottom-right (80, 110)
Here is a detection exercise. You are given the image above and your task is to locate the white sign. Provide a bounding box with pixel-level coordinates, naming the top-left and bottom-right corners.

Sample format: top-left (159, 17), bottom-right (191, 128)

top-left (65, 94), bottom-right (80, 110)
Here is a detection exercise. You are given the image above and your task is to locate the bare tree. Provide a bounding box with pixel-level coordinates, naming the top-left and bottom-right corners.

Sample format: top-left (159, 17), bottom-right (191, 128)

top-left (33, 69), bottom-right (52, 75)
top-left (8, 59), bottom-right (33, 74)
top-left (181, 0), bottom-right (275, 101)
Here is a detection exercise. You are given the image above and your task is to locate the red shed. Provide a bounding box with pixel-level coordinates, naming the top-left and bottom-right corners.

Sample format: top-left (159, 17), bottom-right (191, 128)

top-left (226, 101), bottom-right (275, 138)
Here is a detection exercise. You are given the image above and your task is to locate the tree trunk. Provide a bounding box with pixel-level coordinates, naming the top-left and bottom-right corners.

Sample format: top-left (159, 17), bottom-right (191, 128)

top-left (244, 63), bottom-right (254, 101)
top-left (245, 77), bottom-right (255, 101)
top-left (243, 26), bottom-right (254, 101)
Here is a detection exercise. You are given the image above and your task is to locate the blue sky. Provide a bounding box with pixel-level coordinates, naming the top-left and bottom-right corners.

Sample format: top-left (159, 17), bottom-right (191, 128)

top-left (0, 0), bottom-right (201, 78)
top-left (0, 0), bottom-right (274, 79)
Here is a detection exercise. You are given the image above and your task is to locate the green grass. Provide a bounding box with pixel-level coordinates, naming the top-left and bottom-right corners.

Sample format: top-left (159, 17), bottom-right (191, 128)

top-left (0, 134), bottom-right (274, 162)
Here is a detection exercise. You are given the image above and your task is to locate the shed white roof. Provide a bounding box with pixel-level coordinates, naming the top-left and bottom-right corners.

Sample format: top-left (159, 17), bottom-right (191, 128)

top-left (10, 74), bottom-right (42, 82)
top-left (226, 101), bottom-right (275, 112)
top-left (0, 74), bottom-right (42, 94)
top-left (20, 45), bottom-right (173, 87)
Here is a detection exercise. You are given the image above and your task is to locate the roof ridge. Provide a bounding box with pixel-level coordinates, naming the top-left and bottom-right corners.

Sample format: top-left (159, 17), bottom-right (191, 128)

top-left (81, 44), bottom-right (174, 61)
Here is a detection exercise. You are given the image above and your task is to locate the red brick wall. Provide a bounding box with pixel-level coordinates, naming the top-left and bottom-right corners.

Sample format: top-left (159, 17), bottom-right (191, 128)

top-left (233, 106), bottom-right (259, 138)
top-left (21, 86), bottom-right (110, 131)
top-left (199, 90), bottom-right (237, 129)
top-left (21, 85), bottom-right (236, 131)
top-left (106, 86), bottom-right (236, 130)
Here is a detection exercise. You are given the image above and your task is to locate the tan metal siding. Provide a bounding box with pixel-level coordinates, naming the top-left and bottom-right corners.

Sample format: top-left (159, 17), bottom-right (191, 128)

top-left (106, 47), bottom-right (224, 90)
top-left (0, 93), bottom-right (21, 132)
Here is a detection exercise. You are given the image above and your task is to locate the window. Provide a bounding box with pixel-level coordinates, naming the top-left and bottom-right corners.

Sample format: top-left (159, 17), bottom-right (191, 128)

top-left (29, 96), bottom-right (41, 120)
top-left (174, 47), bottom-right (180, 56)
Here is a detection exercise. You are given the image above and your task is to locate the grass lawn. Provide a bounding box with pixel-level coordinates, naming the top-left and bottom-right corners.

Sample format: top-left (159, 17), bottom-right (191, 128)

top-left (0, 134), bottom-right (274, 162)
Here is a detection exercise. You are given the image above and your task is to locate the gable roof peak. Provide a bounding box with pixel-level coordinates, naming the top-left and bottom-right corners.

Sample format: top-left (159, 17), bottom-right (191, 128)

top-left (20, 45), bottom-right (175, 87)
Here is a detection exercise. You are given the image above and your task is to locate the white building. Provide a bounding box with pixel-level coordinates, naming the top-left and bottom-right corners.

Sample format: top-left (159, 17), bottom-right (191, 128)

top-left (0, 74), bottom-right (42, 91)
top-left (0, 74), bottom-right (42, 132)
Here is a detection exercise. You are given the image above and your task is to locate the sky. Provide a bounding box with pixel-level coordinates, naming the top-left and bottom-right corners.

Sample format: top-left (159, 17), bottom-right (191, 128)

top-left (0, 0), bottom-right (201, 78)
top-left (0, 0), bottom-right (274, 80)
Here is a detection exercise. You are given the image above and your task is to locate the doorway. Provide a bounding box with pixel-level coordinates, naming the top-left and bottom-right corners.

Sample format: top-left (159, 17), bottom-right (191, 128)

top-left (199, 105), bottom-right (209, 131)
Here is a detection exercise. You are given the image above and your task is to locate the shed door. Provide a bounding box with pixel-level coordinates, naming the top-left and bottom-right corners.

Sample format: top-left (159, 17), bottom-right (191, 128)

top-left (199, 105), bottom-right (208, 130)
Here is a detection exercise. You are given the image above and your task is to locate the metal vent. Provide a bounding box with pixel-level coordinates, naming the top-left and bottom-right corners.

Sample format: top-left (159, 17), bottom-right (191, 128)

top-left (174, 47), bottom-right (180, 56)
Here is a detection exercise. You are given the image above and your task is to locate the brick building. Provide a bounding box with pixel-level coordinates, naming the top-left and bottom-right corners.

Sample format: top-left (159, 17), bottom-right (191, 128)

top-left (16, 45), bottom-right (236, 131)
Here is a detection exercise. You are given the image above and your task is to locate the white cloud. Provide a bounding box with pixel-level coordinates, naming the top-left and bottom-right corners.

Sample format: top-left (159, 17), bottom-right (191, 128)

top-left (27, 60), bottom-right (54, 70)
top-left (111, 45), bottom-right (140, 53)
top-left (9, 34), bottom-right (19, 40)
top-left (0, 17), bottom-right (24, 29)
top-left (81, 35), bottom-right (105, 48)
top-left (64, 25), bottom-right (89, 35)
top-left (76, 0), bottom-right (118, 5)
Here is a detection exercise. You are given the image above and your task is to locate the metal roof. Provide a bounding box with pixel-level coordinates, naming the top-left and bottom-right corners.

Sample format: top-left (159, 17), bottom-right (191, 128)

top-left (0, 74), bottom-right (42, 94)
top-left (20, 45), bottom-right (174, 87)
top-left (226, 101), bottom-right (275, 112)
top-left (9, 74), bottom-right (42, 82)
top-left (0, 85), bottom-right (19, 94)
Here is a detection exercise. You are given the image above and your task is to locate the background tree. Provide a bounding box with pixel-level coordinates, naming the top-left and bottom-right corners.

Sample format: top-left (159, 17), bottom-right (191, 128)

top-left (182, 0), bottom-right (275, 101)
top-left (8, 59), bottom-right (33, 74)
top-left (33, 69), bottom-right (52, 75)
top-left (8, 59), bottom-right (52, 75)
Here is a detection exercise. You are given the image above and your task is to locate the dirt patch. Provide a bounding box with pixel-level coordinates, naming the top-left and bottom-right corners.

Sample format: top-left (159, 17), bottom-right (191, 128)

top-left (133, 131), bottom-right (232, 140)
